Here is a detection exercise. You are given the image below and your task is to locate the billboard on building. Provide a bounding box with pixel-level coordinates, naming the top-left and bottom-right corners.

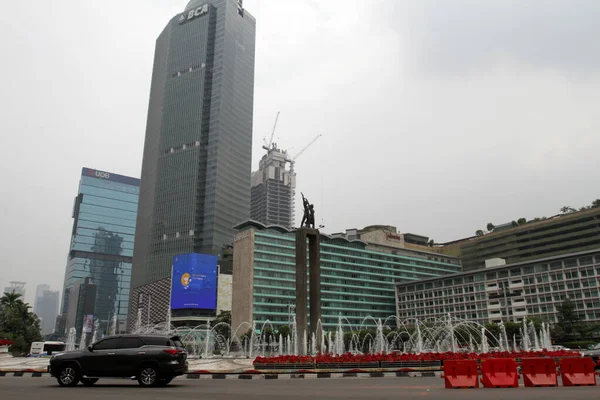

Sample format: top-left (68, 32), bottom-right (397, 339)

top-left (170, 253), bottom-right (218, 310)
top-left (82, 314), bottom-right (94, 333)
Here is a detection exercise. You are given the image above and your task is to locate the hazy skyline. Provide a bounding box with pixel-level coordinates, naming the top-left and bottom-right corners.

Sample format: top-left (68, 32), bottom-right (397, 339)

top-left (1, 0), bottom-right (599, 304)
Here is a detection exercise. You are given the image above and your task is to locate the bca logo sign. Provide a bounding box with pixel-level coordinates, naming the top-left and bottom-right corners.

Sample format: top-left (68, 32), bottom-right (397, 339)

top-left (179, 4), bottom-right (209, 24)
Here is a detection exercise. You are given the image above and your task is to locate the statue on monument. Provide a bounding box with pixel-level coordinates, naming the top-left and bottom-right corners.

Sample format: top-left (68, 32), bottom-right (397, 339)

top-left (300, 192), bottom-right (315, 229)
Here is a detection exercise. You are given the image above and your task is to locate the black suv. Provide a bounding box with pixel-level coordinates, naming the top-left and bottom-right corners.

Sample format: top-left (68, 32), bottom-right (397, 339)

top-left (49, 334), bottom-right (188, 387)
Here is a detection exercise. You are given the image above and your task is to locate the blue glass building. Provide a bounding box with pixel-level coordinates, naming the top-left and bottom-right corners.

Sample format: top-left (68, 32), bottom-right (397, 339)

top-left (58, 168), bottom-right (140, 339)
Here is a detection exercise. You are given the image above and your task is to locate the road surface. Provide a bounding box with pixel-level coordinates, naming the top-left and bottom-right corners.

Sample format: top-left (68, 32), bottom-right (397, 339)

top-left (1, 375), bottom-right (598, 399)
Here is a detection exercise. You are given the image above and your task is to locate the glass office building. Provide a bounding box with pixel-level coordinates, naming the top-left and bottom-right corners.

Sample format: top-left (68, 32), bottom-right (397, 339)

top-left (131, 1), bottom-right (256, 324)
top-left (231, 222), bottom-right (462, 331)
top-left (58, 168), bottom-right (140, 339)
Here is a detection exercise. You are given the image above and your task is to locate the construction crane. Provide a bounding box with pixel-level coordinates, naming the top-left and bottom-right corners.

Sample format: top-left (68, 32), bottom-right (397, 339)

top-left (287, 134), bottom-right (322, 229)
top-left (287, 134), bottom-right (322, 174)
top-left (262, 111), bottom-right (280, 151)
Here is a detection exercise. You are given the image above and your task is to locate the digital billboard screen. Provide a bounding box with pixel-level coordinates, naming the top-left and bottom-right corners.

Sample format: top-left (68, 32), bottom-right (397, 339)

top-left (170, 253), bottom-right (218, 310)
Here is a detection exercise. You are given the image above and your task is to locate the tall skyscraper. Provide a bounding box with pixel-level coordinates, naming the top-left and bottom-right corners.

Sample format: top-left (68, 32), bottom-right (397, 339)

top-left (131, 0), bottom-right (256, 299)
top-left (251, 145), bottom-right (295, 228)
top-left (56, 168), bottom-right (140, 339)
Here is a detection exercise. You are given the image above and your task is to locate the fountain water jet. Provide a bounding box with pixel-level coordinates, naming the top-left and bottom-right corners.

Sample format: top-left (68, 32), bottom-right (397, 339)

top-left (66, 327), bottom-right (76, 351)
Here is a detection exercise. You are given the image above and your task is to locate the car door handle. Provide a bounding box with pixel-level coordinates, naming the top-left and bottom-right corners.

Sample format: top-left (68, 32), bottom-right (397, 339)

top-left (107, 353), bottom-right (116, 355)
top-left (138, 352), bottom-right (146, 355)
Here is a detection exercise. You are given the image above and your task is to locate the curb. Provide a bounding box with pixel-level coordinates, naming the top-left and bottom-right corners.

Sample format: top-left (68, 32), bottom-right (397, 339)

top-left (0, 370), bottom-right (443, 380)
top-left (0, 372), bottom-right (45, 377)
top-left (183, 371), bottom-right (442, 379)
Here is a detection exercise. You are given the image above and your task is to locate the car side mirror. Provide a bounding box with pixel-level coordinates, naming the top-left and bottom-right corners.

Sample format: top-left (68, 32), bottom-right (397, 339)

top-left (87, 345), bottom-right (93, 352)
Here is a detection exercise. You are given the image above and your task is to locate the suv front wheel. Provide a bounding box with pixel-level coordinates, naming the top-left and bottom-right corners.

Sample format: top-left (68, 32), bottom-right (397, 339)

top-left (138, 365), bottom-right (159, 387)
top-left (57, 365), bottom-right (80, 387)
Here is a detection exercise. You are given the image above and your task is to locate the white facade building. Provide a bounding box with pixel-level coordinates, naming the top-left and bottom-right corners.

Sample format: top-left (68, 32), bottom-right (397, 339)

top-left (396, 249), bottom-right (600, 325)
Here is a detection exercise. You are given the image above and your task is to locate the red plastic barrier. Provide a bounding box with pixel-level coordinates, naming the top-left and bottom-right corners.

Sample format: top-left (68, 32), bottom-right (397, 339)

top-left (560, 357), bottom-right (597, 386)
top-left (521, 358), bottom-right (557, 387)
top-left (442, 360), bottom-right (479, 389)
top-left (480, 358), bottom-right (519, 388)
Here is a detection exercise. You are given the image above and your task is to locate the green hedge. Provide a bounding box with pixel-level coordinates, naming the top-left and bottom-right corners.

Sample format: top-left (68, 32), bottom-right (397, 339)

top-left (560, 340), bottom-right (596, 349)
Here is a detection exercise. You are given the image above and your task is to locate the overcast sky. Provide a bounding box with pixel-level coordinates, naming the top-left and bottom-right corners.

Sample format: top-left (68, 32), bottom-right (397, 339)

top-left (1, 0), bottom-right (599, 305)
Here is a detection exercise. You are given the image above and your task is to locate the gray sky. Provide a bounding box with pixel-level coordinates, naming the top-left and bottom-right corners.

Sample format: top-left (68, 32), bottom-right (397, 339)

top-left (1, 0), bottom-right (599, 305)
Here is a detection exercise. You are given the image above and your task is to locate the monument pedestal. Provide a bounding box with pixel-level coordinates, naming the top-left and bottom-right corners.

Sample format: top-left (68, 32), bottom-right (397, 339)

top-left (295, 228), bottom-right (321, 355)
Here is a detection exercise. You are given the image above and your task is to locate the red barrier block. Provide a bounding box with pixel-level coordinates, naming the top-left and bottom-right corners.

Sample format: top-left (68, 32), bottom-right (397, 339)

top-left (480, 358), bottom-right (519, 388)
top-left (560, 357), bottom-right (597, 386)
top-left (442, 360), bottom-right (479, 389)
top-left (521, 358), bottom-right (557, 387)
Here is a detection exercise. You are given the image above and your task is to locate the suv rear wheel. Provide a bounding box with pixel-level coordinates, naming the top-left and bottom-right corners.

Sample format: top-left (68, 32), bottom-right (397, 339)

top-left (57, 365), bottom-right (80, 387)
top-left (138, 365), bottom-right (159, 387)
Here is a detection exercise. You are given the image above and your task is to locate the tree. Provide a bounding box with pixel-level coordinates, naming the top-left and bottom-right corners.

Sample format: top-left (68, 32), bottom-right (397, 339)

top-left (575, 323), bottom-right (600, 339)
top-left (592, 199), bottom-right (600, 208)
top-left (277, 325), bottom-right (291, 339)
top-left (0, 292), bottom-right (23, 310)
top-left (0, 292), bottom-right (42, 355)
top-left (556, 298), bottom-right (580, 335)
top-left (511, 221), bottom-right (518, 228)
top-left (517, 218), bottom-right (527, 225)
top-left (484, 323), bottom-right (500, 342)
top-left (486, 223), bottom-right (495, 232)
top-left (503, 322), bottom-right (522, 341)
top-left (560, 206), bottom-right (576, 214)
top-left (428, 239), bottom-right (434, 247)
top-left (210, 310), bottom-right (231, 340)
top-left (475, 230), bottom-right (484, 237)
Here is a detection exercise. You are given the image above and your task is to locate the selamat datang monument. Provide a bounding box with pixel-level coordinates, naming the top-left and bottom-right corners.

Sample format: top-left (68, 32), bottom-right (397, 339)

top-left (295, 193), bottom-right (321, 354)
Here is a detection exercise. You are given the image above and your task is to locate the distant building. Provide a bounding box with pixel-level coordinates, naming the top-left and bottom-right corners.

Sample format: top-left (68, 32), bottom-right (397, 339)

top-left (460, 207), bottom-right (600, 271)
top-left (34, 289), bottom-right (60, 337)
top-left (396, 249), bottom-right (600, 325)
top-left (251, 146), bottom-right (295, 228)
top-left (64, 278), bottom-right (97, 343)
top-left (33, 284), bottom-right (50, 313)
top-left (3, 282), bottom-right (26, 298)
top-left (332, 225), bottom-right (458, 264)
top-left (230, 221), bottom-right (462, 332)
top-left (57, 167), bottom-right (140, 340)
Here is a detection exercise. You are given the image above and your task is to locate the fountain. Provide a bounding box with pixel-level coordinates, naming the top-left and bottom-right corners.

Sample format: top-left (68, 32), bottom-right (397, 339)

top-left (91, 319), bottom-right (100, 344)
top-left (521, 319), bottom-right (530, 351)
top-left (65, 327), bottom-right (76, 351)
top-left (529, 321), bottom-right (540, 350)
top-left (480, 327), bottom-right (489, 354)
top-left (79, 328), bottom-right (87, 350)
top-left (128, 313), bottom-right (568, 360)
top-left (108, 314), bottom-right (117, 336)
top-left (133, 309), bottom-right (142, 333)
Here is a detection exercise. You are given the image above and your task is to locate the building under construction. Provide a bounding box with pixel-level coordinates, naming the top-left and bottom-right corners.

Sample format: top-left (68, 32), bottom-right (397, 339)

top-left (251, 145), bottom-right (295, 228)
top-left (250, 112), bottom-right (320, 229)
